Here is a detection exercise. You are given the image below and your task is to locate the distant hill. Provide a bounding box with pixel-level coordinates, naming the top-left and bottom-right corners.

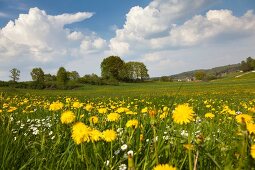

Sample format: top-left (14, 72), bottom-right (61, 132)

top-left (170, 63), bottom-right (241, 80)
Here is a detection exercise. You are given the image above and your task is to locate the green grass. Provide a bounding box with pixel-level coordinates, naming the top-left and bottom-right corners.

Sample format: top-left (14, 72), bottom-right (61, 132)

top-left (0, 77), bottom-right (255, 169)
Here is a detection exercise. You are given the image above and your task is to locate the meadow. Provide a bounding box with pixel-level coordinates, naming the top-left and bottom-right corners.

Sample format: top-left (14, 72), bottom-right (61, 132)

top-left (1, 73), bottom-right (255, 170)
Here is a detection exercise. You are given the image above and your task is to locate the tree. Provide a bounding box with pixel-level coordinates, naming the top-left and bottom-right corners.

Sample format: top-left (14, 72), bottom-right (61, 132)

top-left (101, 56), bottom-right (125, 80)
top-left (56, 67), bottom-right (68, 84)
top-left (68, 71), bottom-right (80, 81)
top-left (9, 68), bottom-right (20, 82)
top-left (122, 62), bottom-right (149, 81)
top-left (44, 74), bottom-right (56, 82)
top-left (240, 57), bottom-right (255, 72)
top-left (195, 71), bottom-right (206, 80)
top-left (31, 68), bottom-right (44, 83)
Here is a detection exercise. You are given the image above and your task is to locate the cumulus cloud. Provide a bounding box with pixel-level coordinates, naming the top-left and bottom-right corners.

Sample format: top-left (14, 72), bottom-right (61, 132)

top-left (0, 7), bottom-right (107, 80)
top-left (110, 0), bottom-right (255, 56)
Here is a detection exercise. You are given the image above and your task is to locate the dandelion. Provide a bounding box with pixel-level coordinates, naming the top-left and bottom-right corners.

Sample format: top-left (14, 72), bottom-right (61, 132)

top-left (251, 144), bottom-right (255, 159)
top-left (60, 111), bottom-right (75, 124)
top-left (73, 101), bottom-right (83, 108)
top-left (102, 129), bottom-right (117, 142)
top-left (247, 123), bottom-right (255, 134)
top-left (183, 144), bottom-right (194, 150)
top-left (89, 116), bottom-right (99, 124)
top-left (90, 129), bottom-right (101, 142)
top-left (153, 164), bottom-right (176, 170)
top-left (71, 122), bottom-right (91, 144)
top-left (107, 113), bottom-right (120, 122)
top-left (126, 119), bottom-right (138, 128)
top-left (205, 112), bottom-right (215, 119)
top-left (236, 114), bottom-right (253, 124)
top-left (85, 104), bottom-right (93, 111)
top-left (49, 101), bottom-right (64, 111)
top-left (172, 104), bottom-right (195, 124)
top-left (98, 107), bottom-right (108, 114)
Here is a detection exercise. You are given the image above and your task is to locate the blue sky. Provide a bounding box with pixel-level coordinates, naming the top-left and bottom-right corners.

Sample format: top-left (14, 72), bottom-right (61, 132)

top-left (0, 0), bottom-right (255, 80)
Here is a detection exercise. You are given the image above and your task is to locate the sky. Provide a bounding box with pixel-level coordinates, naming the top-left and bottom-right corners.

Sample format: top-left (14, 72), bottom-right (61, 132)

top-left (0, 0), bottom-right (255, 81)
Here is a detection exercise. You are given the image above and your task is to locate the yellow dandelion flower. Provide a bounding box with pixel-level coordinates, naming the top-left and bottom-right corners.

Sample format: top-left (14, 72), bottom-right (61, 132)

top-left (172, 104), bottom-right (195, 124)
top-left (85, 104), bottom-right (93, 111)
top-left (98, 108), bottom-right (108, 114)
top-left (153, 164), bottom-right (176, 170)
top-left (160, 112), bottom-right (168, 119)
top-left (236, 114), bottom-right (253, 124)
top-left (126, 119), bottom-right (139, 129)
top-left (73, 102), bottom-right (83, 108)
top-left (141, 107), bottom-right (148, 113)
top-left (205, 113), bottom-right (215, 119)
top-left (183, 144), bottom-right (194, 150)
top-left (89, 116), bottom-right (99, 124)
top-left (49, 101), bottom-right (64, 111)
top-left (247, 123), bottom-right (255, 134)
top-left (102, 129), bottom-right (117, 142)
top-left (107, 113), bottom-right (120, 122)
top-left (60, 111), bottom-right (75, 124)
top-left (90, 129), bottom-right (101, 142)
top-left (71, 122), bottom-right (91, 144)
top-left (251, 144), bottom-right (255, 159)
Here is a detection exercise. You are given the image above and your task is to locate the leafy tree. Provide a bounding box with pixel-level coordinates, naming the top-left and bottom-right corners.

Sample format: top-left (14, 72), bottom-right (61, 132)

top-left (122, 62), bottom-right (149, 81)
top-left (241, 57), bottom-right (255, 72)
top-left (101, 56), bottom-right (125, 80)
top-left (9, 68), bottom-right (20, 82)
top-left (195, 71), bottom-right (206, 80)
top-left (56, 67), bottom-right (68, 84)
top-left (44, 74), bottom-right (56, 82)
top-left (68, 71), bottom-right (80, 81)
top-left (31, 68), bottom-right (44, 83)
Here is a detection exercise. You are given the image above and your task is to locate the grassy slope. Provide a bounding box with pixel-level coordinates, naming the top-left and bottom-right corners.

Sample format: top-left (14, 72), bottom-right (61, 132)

top-left (0, 72), bottom-right (254, 97)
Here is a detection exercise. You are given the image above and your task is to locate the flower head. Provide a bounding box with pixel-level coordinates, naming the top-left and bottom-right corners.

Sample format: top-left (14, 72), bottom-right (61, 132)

top-left (126, 119), bottom-right (139, 128)
top-left (172, 104), bottom-right (195, 124)
top-left (107, 113), bottom-right (120, 122)
top-left (71, 122), bottom-right (91, 144)
top-left (205, 113), bottom-right (215, 119)
top-left (236, 114), bottom-right (253, 124)
top-left (153, 164), bottom-right (176, 170)
top-left (60, 111), bottom-right (75, 124)
top-left (102, 129), bottom-right (117, 142)
top-left (49, 101), bottom-right (64, 111)
top-left (251, 144), bottom-right (255, 159)
top-left (89, 116), bottom-right (99, 124)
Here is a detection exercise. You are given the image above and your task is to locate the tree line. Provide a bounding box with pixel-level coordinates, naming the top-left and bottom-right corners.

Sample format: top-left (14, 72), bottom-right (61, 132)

top-left (1, 56), bottom-right (149, 89)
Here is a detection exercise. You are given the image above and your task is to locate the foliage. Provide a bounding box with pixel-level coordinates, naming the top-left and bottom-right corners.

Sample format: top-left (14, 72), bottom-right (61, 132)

top-left (56, 67), bottom-right (68, 84)
top-left (195, 71), bottom-right (206, 80)
top-left (121, 62), bottom-right (149, 81)
top-left (9, 68), bottom-right (20, 82)
top-left (101, 56), bottom-right (125, 80)
top-left (31, 68), bottom-right (45, 83)
top-left (241, 57), bottom-right (255, 72)
top-left (68, 71), bottom-right (80, 81)
top-left (159, 76), bottom-right (173, 82)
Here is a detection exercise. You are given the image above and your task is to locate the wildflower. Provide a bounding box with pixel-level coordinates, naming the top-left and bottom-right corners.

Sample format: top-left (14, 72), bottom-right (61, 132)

top-left (172, 104), bottom-right (195, 124)
top-left (236, 114), bottom-right (253, 124)
top-left (85, 104), bottom-right (93, 111)
top-left (126, 119), bottom-right (139, 129)
top-left (90, 129), bottom-right (101, 142)
top-left (205, 113), bottom-right (215, 119)
top-left (102, 129), bottom-right (117, 142)
top-left (107, 113), bottom-right (120, 122)
top-left (149, 109), bottom-right (157, 117)
top-left (153, 164), bottom-right (176, 170)
top-left (121, 144), bottom-right (128, 151)
top-left (73, 102), bottom-right (83, 108)
top-left (183, 144), bottom-right (194, 150)
top-left (128, 150), bottom-right (135, 170)
top-left (141, 107), bottom-right (148, 113)
top-left (251, 144), bottom-right (255, 159)
top-left (160, 112), bottom-right (168, 119)
top-left (89, 116), bottom-right (99, 124)
top-left (119, 164), bottom-right (127, 170)
top-left (247, 123), bottom-right (255, 134)
top-left (60, 111), bottom-right (75, 124)
top-left (49, 101), bottom-right (64, 111)
top-left (98, 107), bottom-right (108, 114)
top-left (71, 122), bottom-right (91, 144)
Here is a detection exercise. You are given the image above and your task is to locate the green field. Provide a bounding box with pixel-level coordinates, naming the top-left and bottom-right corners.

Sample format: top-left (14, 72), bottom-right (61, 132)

top-left (1, 75), bottom-right (255, 169)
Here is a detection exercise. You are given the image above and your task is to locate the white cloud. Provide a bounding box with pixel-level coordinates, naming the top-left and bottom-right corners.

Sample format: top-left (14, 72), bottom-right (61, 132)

top-left (0, 12), bottom-right (9, 18)
top-left (0, 7), bottom-right (107, 80)
top-left (110, 0), bottom-right (255, 57)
